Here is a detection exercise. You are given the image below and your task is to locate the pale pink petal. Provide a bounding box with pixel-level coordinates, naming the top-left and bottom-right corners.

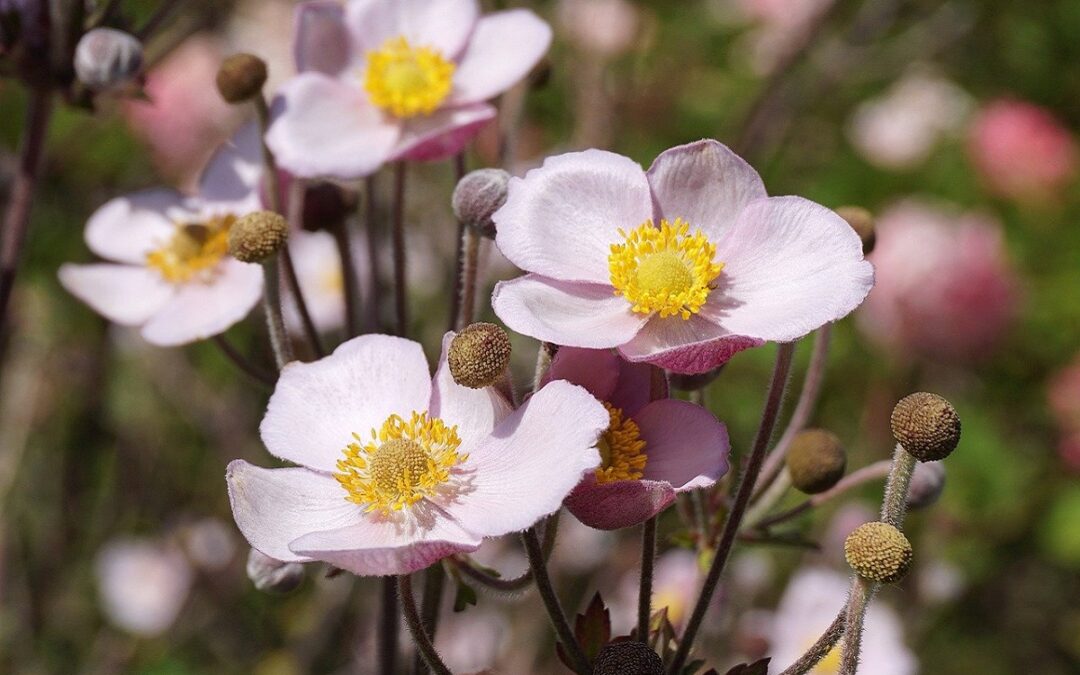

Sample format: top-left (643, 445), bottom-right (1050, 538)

top-left (617, 314), bottom-right (764, 374)
top-left (294, 1), bottom-right (351, 75)
top-left (429, 332), bottom-right (514, 454)
top-left (266, 73), bottom-right (400, 179)
top-left (139, 259), bottom-right (262, 346)
top-left (445, 381), bottom-right (607, 537)
top-left (564, 476), bottom-right (676, 530)
top-left (392, 103), bottom-right (497, 162)
top-left (494, 149), bottom-right (652, 284)
top-left (226, 461), bottom-right (362, 563)
top-left (85, 189), bottom-right (194, 264)
top-left (647, 139), bottom-right (767, 241)
top-left (260, 334), bottom-right (432, 473)
top-left (543, 347), bottom-right (621, 401)
top-left (447, 10), bottom-right (552, 106)
top-left (492, 275), bottom-right (647, 348)
top-left (635, 400), bottom-right (729, 491)
top-left (289, 508), bottom-right (482, 576)
top-left (705, 196), bottom-right (875, 342)
top-left (608, 358), bottom-right (664, 418)
top-left (197, 122), bottom-right (262, 217)
top-left (58, 263), bottom-right (173, 326)
top-left (346, 0), bottom-right (479, 58)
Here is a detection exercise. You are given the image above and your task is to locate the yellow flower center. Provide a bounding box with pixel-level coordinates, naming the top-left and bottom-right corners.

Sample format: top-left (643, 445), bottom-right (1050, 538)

top-left (608, 218), bottom-right (724, 320)
top-left (363, 36), bottom-right (455, 118)
top-left (595, 403), bottom-right (648, 484)
top-left (653, 588), bottom-right (687, 626)
top-left (334, 411), bottom-right (465, 513)
top-left (145, 215), bottom-right (234, 284)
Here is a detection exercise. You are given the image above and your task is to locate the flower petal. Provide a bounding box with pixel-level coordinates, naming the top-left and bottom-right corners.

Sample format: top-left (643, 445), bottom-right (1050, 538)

top-left (226, 461), bottom-right (362, 563)
top-left (85, 189), bottom-right (194, 264)
top-left (543, 347), bottom-right (621, 402)
top-left (635, 400), bottom-right (729, 491)
top-left (608, 358), bottom-right (664, 418)
top-left (58, 263), bottom-right (173, 326)
top-left (429, 332), bottom-right (514, 454)
top-left (445, 380), bottom-right (607, 538)
top-left (393, 103), bottom-right (496, 162)
top-left (197, 122), bottom-right (263, 217)
top-left (563, 476), bottom-right (676, 530)
top-left (494, 149), bottom-right (653, 284)
top-left (260, 334), bottom-right (432, 473)
top-left (647, 139), bottom-right (767, 241)
top-left (706, 196), bottom-right (875, 342)
top-left (288, 508), bottom-right (482, 577)
top-left (266, 73), bottom-right (400, 179)
top-left (492, 275), bottom-right (647, 348)
top-left (346, 0), bottom-right (479, 58)
top-left (139, 259), bottom-right (263, 346)
top-left (618, 314), bottom-right (764, 374)
top-left (447, 10), bottom-right (552, 106)
top-left (294, 1), bottom-right (351, 75)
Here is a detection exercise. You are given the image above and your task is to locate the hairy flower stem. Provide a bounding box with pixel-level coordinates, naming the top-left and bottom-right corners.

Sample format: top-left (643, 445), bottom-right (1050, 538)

top-left (880, 442), bottom-right (916, 527)
top-left (211, 335), bottom-right (274, 386)
top-left (326, 204), bottom-right (361, 337)
top-left (522, 526), bottom-right (591, 675)
top-left (452, 512), bottom-right (558, 593)
top-left (446, 153), bottom-right (469, 331)
top-left (638, 516), bottom-right (657, 642)
top-left (261, 258), bottom-right (294, 370)
top-left (667, 341), bottom-right (796, 675)
top-left (363, 174), bottom-right (383, 331)
top-left (391, 162), bottom-right (408, 337)
top-left (398, 575), bottom-right (452, 675)
top-left (779, 607), bottom-right (846, 675)
top-left (412, 565), bottom-right (447, 675)
top-left (751, 460), bottom-right (892, 530)
top-left (0, 89), bottom-right (52, 340)
top-left (453, 227), bottom-right (482, 332)
top-left (379, 576), bottom-right (401, 675)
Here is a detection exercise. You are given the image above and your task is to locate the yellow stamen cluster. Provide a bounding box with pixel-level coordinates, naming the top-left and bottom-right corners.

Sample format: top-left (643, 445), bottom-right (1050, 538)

top-left (608, 218), bottom-right (724, 319)
top-left (595, 403), bottom-right (648, 484)
top-left (363, 36), bottom-right (455, 118)
top-left (146, 215), bottom-right (235, 284)
top-left (334, 411), bottom-right (464, 513)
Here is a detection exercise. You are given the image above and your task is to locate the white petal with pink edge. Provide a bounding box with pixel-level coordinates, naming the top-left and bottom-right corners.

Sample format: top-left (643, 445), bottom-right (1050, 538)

top-left (617, 313), bottom-right (764, 374)
top-left (345, 0), bottom-right (479, 59)
top-left (140, 259), bottom-right (262, 346)
top-left (494, 149), bottom-right (653, 284)
top-left (260, 334), bottom-right (432, 473)
top-left (635, 399), bottom-right (729, 491)
top-left (85, 189), bottom-right (193, 264)
top-left (447, 10), bottom-right (552, 106)
top-left (392, 103), bottom-right (497, 162)
top-left (428, 332), bottom-right (514, 455)
top-left (197, 122), bottom-right (263, 217)
top-left (58, 263), bottom-right (173, 326)
top-left (492, 275), bottom-right (647, 349)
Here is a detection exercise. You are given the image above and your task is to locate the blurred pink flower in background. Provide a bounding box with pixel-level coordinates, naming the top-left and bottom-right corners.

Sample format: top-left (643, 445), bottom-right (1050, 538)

top-left (95, 538), bottom-right (193, 637)
top-left (732, 0), bottom-right (832, 73)
top-left (1048, 354), bottom-right (1080, 473)
top-left (848, 68), bottom-right (972, 170)
top-left (857, 200), bottom-right (1020, 363)
top-left (556, 0), bottom-right (640, 59)
top-left (967, 99), bottom-right (1078, 202)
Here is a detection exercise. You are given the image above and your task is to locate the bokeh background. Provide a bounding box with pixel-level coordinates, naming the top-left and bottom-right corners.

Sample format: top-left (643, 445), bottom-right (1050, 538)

top-left (1, 0), bottom-right (1079, 673)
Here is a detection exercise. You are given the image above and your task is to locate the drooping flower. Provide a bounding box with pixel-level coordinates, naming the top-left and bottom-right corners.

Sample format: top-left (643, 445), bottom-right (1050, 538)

top-left (58, 125), bottom-right (265, 346)
top-left (492, 140), bottom-right (874, 374)
top-left (267, 0), bottom-right (552, 179)
top-left (545, 347), bottom-right (729, 529)
top-left (227, 333), bottom-right (607, 576)
top-left (856, 200), bottom-right (1019, 363)
top-left (95, 538), bottom-right (194, 637)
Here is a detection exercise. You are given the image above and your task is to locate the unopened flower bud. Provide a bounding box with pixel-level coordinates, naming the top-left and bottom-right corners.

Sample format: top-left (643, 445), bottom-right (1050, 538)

top-left (229, 211), bottom-right (289, 263)
top-left (844, 521), bottom-right (913, 583)
top-left (786, 428), bottom-right (846, 494)
top-left (74, 28), bottom-right (143, 90)
top-left (216, 53), bottom-right (268, 104)
top-left (891, 392), bottom-right (961, 462)
top-left (448, 323), bottom-right (512, 389)
top-left (452, 168), bottom-right (509, 238)
top-left (246, 549), bottom-right (304, 593)
top-left (592, 640), bottom-right (664, 675)
top-left (906, 461), bottom-right (946, 510)
top-left (835, 205), bottom-right (876, 255)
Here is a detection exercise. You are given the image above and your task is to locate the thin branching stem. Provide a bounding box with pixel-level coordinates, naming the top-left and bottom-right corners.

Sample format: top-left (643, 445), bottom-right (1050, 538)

top-left (751, 460), bottom-right (892, 531)
top-left (411, 565), bottom-right (448, 675)
top-left (638, 516), bottom-right (657, 642)
top-left (522, 527), bottom-right (590, 675)
top-left (363, 175), bottom-right (383, 332)
top-left (779, 604), bottom-right (846, 675)
top-left (391, 162), bottom-right (408, 337)
top-left (839, 578), bottom-right (873, 675)
top-left (261, 258), bottom-right (293, 370)
top-left (211, 335), bottom-right (274, 386)
top-left (446, 153), bottom-right (469, 331)
top-left (379, 576), bottom-right (400, 675)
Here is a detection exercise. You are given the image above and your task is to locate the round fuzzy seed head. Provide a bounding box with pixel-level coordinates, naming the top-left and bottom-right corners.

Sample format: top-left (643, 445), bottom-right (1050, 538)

top-left (891, 392), bottom-right (961, 461)
top-left (246, 549), bottom-right (304, 593)
top-left (786, 429), bottom-right (847, 494)
top-left (592, 641), bottom-right (664, 675)
top-left (844, 521), bottom-right (913, 583)
top-left (448, 323), bottom-right (512, 389)
top-left (216, 53), bottom-right (267, 103)
top-left (452, 168), bottom-right (509, 238)
top-left (835, 205), bottom-right (876, 255)
top-left (228, 211), bottom-right (289, 263)
top-left (74, 28), bottom-right (143, 90)
top-left (906, 461), bottom-right (946, 510)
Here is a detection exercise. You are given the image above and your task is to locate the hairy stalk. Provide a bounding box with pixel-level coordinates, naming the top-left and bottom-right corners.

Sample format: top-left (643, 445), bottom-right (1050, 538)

top-left (451, 512), bottom-right (558, 593)
top-left (0, 89), bottom-right (52, 338)
top-left (454, 227), bottom-right (482, 332)
top-left (280, 245), bottom-right (324, 358)
top-left (744, 468), bottom-right (792, 527)
top-left (446, 153), bottom-right (468, 331)
top-left (522, 527), bottom-right (591, 675)
top-left (638, 516), bottom-right (657, 642)
top-left (880, 443), bottom-right (916, 528)
top-left (331, 215), bottom-right (362, 337)
top-left (379, 576), bottom-right (400, 675)
top-left (779, 607), bottom-right (846, 675)
top-left (667, 342), bottom-right (796, 675)
top-left (211, 335), bottom-right (274, 386)
top-left (412, 564), bottom-right (447, 675)
top-left (260, 258), bottom-right (293, 370)
top-left (839, 578), bottom-right (873, 675)
top-left (751, 460), bottom-right (892, 530)
top-left (398, 575), bottom-right (452, 675)
top-left (363, 175), bottom-right (383, 331)
top-left (391, 162), bottom-right (408, 337)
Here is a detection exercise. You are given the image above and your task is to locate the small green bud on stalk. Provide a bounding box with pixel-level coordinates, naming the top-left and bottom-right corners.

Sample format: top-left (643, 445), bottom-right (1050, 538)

top-left (835, 205), bottom-right (876, 255)
top-left (216, 53), bottom-right (268, 104)
top-left (229, 211), bottom-right (289, 263)
top-left (844, 521), bottom-right (913, 583)
top-left (448, 323), bottom-right (512, 389)
top-left (786, 428), bottom-right (847, 494)
top-left (592, 640), bottom-right (664, 675)
top-left (452, 168), bottom-right (510, 239)
top-left (891, 392), bottom-right (961, 462)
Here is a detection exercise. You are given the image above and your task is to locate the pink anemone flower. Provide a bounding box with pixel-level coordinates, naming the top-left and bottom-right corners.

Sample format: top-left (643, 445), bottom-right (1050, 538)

top-left (267, 0), bottom-right (552, 179)
top-left (491, 140), bottom-right (874, 374)
top-left (58, 126), bottom-right (264, 346)
top-left (227, 333), bottom-right (607, 576)
top-left (547, 347), bottom-right (730, 530)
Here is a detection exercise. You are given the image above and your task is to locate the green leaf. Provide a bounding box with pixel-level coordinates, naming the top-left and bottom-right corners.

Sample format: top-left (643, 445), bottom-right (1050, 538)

top-left (452, 579), bottom-right (477, 612)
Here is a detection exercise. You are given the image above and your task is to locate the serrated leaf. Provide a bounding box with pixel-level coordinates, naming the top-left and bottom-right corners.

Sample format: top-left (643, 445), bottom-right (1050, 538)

top-left (724, 657), bottom-right (770, 675)
top-left (573, 592), bottom-right (612, 662)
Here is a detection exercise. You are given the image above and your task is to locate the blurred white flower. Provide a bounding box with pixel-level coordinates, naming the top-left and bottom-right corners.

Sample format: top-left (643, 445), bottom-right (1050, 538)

top-left (435, 607), bottom-right (511, 673)
top-left (549, 512), bottom-right (616, 573)
top-left (95, 538), bottom-right (193, 637)
top-left (557, 0), bottom-right (641, 59)
top-left (285, 230), bottom-right (348, 335)
top-left (179, 517), bottom-right (237, 572)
